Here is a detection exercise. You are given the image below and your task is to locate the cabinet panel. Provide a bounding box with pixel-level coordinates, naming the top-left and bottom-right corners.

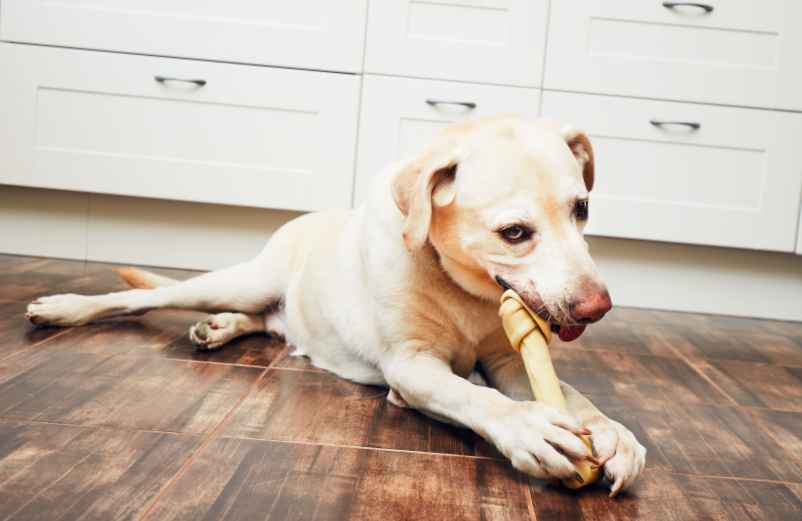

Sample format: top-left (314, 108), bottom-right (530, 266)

top-left (0, 0), bottom-right (367, 72)
top-left (365, 0), bottom-right (548, 86)
top-left (354, 75), bottom-right (540, 204)
top-left (542, 91), bottom-right (802, 252)
top-left (0, 44), bottom-right (360, 212)
top-left (545, 0), bottom-right (802, 110)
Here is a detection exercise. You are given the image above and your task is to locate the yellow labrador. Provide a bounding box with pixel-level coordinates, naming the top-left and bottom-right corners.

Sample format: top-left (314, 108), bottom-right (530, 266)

top-left (26, 116), bottom-right (646, 496)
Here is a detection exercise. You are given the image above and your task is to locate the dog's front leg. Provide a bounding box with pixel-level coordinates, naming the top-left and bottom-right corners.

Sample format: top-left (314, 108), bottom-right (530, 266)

top-left (478, 331), bottom-right (646, 495)
top-left (382, 346), bottom-right (596, 482)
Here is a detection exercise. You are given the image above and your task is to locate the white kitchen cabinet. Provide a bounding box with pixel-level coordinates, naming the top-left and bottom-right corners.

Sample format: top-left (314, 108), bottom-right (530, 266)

top-left (0, 0), bottom-right (368, 73)
top-left (542, 91), bottom-right (802, 252)
top-left (365, 0), bottom-right (549, 87)
top-left (0, 44), bottom-right (360, 212)
top-left (545, 0), bottom-right (802, 110)
top-left (354, 75), bottom-right (541, 204)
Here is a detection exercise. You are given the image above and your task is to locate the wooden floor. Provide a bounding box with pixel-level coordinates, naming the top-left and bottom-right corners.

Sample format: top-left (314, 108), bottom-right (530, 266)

top-left (1, 254), bottom-right (801, 521)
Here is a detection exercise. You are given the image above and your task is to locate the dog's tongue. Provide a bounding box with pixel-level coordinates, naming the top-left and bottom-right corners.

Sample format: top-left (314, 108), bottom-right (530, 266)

top-left (557, 324), bottom-right (586, 342)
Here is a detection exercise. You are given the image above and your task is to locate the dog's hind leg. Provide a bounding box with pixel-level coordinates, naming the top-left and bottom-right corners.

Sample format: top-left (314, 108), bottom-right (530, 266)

top-left (189, 312), bottom-right (267, 351)
top-left (26, 258), bottom-right (283, 327)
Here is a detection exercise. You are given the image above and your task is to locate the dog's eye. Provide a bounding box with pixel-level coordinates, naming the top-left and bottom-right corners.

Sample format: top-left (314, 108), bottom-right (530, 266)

top-left (574, 199), bottom-right (589, 220)
top-left (498, 225), bottom-right (532, 244)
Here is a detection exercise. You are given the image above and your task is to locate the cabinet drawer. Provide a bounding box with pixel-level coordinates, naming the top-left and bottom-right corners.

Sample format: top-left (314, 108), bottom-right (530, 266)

top-left (545, 0), bottom-right (802, 110)
top-left (541, 91), bottom-right (802, 252)
top-left (0, 44), bottom-right (360, 212)
top-left (354, 75), bottom-right (541, 204)
top-left (0, 1), bottom-right (367, 73)
top-left (365, 0), bottom-right (548, 87)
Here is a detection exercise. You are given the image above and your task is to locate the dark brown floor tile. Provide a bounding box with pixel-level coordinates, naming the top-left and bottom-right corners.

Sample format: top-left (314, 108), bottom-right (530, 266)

top-left (560, 319), bottom-right (678, 358)
top-left (0, 419), bottom-right (198, 521)
top-left (222, 368), bottom-right (497, 457)
top-left (696, 358), bottom-right (802, 411)
top-left (0, 349), bottom-right (262, 434)
top-left (0, 255), bottom-right (200, 303)
top-left (529, 470), bottom-right (802, 521)
top-left (0, 301), bottom-right (69, 361)
top-left (552, 348), bottom-right (732, 410)
top-left (604, 403), bottom-right (802, 482)
top-left (671, 328), bottom-right (802, 366)
top-left (146, 437), bottom-right (531, 521)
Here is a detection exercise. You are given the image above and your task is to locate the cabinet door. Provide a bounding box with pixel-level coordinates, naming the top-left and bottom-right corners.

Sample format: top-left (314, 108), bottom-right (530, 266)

top-left (365, 0), bottom-right (548, 87)
top-left (354, 75), bottom-right (541, 205)
top-left (0, 44), bottom-right (360, 212)
top-left (0, 0), bottom-right (367, 72)
top-left (545, 0), bottom-right (802, 110)
top-left (541, 91), bottom-right (802, 252)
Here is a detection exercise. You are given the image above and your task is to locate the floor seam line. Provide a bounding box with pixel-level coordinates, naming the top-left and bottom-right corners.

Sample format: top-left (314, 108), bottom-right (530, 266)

top-left (663, 342), bottom-right (741, 407)
top-left (662, 470), bottom-right (802, 486)
top-left (211, 435), bottom-right (503, 462)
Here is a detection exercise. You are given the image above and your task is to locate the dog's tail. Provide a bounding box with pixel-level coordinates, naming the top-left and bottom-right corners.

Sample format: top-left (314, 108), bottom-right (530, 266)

top-left (114, 267), bottom-right (179, 289)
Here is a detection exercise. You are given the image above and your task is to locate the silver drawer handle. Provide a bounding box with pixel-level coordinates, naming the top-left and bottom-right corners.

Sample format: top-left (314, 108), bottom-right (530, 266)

top-left (426, 99), bottom-right (477, 110)
top-left (662, 2), bottom-right (714, 14)
top-left (154, 75), bottom-right (207, 87)
top-left (650, 119), bottom-right (701, 131)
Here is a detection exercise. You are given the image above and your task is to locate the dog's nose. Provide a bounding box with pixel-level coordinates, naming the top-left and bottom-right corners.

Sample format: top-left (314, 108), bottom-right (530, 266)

top-left (570, 289), bottom-right (612, 324)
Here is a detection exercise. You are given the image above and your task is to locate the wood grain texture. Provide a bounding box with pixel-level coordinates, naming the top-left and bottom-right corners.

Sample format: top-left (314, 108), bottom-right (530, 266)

top-left (2, 254), bottom-right (802, 521)
top-left (145, 437), bottom-right (531, 521)
top-left (0, 419), bottom-right (199, 521)
top-left (601, 403), bottom-right (802, 482)
top-left (222, 368), bottom-right (498, 457)
top-left (0, 349), bottom-right (262, 433)
top-left (696, 358), bottom-right (802, 411)
top-left (552, 348), bottom-right (733, 409)
top-left (529, 469), bottom-right (802, 521)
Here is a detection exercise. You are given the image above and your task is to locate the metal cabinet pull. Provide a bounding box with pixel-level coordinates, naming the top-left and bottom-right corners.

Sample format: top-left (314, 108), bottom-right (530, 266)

top-left (425, 99), bottom-right (477, 110)
top-left (650, 119), bottom-right (701, 130)
top-left (154, 75), bottom-right (207, 87)
top-left (662, 2), bottom-right (714, 14)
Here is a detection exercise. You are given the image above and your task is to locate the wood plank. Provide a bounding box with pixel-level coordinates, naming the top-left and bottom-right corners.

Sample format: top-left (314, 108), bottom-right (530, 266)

top-left (0, 349), bottom-right (262, 434)
top-left (0, 419), bottom-right (198, 521)
top-left (552, 348), bottom-right (733, 410)
top-left (146, 437), bottom-right (530, 521)
top-left (221, 368), bottom-right (497, 457)
top-left (602, 403), bottom-right (802, 482)
top-left (696, 358), bottom-right (802, 411)
top-left (529, 469), bottom-right (802, 521)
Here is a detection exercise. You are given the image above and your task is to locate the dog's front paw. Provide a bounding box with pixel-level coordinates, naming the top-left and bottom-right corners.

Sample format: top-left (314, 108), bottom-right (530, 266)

top-left (26, 294), bottom-right (95, 326)
top-left (487, 401), bottom-right (598, 482)
top-left (585, 415), bottom-right (646, 497)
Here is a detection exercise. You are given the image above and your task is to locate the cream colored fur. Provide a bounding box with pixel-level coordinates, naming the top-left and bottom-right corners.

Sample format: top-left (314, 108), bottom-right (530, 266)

top-left (26, 117), bottom-right (645, 496)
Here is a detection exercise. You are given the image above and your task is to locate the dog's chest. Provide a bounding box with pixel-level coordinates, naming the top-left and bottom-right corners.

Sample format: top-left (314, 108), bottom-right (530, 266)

top-left (416, 292), bottom-right (499, 375)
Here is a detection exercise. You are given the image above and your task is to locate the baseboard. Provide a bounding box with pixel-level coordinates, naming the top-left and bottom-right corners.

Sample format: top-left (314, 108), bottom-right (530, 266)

top-left (588, 236), bottom-right (802, 322)
top-left (3, 185), bottom-right (801, 322)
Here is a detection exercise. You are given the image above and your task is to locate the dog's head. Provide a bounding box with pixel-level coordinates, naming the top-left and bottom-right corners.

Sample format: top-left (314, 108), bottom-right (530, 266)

top-left (392, 117), bottom-right (611, 341)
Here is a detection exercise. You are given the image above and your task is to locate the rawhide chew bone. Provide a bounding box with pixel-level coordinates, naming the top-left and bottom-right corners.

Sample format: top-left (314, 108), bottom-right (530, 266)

top-left (498, 289), bottom-right (601, 489)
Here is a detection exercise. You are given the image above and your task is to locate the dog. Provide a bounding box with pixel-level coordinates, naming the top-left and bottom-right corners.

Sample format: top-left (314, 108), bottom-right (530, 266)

top-left (26, 116), bottom-right (646, 496)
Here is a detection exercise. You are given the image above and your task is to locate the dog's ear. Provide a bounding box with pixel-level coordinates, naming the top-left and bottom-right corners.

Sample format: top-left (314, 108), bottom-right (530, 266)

top-left (562, 127), bottom-right (595, 191)
top-left (392, 149), bottom-right (459, 251)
